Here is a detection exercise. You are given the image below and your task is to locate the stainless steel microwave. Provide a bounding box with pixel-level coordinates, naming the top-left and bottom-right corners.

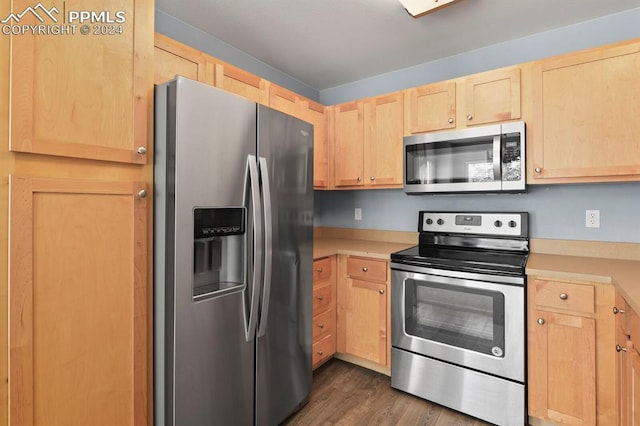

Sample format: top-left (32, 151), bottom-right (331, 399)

top-left (404, 121), bottom-right (525, 194)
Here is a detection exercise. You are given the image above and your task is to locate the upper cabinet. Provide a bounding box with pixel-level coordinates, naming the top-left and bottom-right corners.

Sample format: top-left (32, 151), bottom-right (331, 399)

top-left (9, 0), bottom-right (153, 164)
top-left (332, 92), bottom-right (403, 189)
top-left (154, 33), bottom-right (213, 85)
top-left (404, 66), bottom-right (521, 135)
top-left (214, 61), bottom-right (269, 105)
top-left (530, 39), bottom-right (640, 183)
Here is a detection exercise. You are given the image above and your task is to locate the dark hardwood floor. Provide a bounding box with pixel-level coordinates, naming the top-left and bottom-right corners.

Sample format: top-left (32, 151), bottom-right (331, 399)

top-left (283, 359), bottom-right (490, 426)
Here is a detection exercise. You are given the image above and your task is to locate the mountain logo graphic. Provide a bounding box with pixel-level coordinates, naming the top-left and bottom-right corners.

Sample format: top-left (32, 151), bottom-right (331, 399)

top-left (1, 3), bottom-right (60, 24)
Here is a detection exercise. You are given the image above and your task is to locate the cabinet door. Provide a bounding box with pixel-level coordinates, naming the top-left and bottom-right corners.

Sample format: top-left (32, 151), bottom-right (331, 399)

top-left (630, 348), bottom-right (640, 426)
top-left (269, 84), bottom-right (297, 116)
top-left (463, 67), bottom-right (520, 126)
top-left (214, 62), bottom-right (268, 104)
top-left (531, 41), bottom-right (640, 181)
top-left (9, 0), bottom-right (152, 164)
top-left (9, 176), bottom-right (147, 425)
top-left (344, 279), bottom-right (387, 366)
top-left (528, 310), bottom-right (596, 425)
top-left (332, 102), bottom-right (364, 187)
top-left (404, 81), bottom-right (456, 134)
top-left (365, 93), bottom-right (403, 187)
top-left (298, 100), bottom-right (329, 189)
top-left (154, 33), bottom-right (213, 85)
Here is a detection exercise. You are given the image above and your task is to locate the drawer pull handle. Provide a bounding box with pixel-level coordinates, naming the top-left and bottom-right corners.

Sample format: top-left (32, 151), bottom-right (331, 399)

top-left (616, 345), bottom-right (628, 352)
top-left (316, 268), bottom-right (323, 273)
top-left (537, 318), bottom-right (545, 325)
top-left (613, 306), bottom-right (626, 314)
top-left (559, 293), bottom-right (568, 300)
top-left (318, 324), bottom-right (324, 329)
top-left (316, 295), bottom-right (324, 301)
top-left (317, 351), bottom-right (324, 356)
top-left (362, 267), bottom-right (368, 272)
top-left (379, 289), bottom-right (385, 295)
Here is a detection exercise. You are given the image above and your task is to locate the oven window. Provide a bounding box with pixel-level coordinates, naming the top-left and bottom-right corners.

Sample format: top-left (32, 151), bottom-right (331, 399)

top-left (404, 279), bottom-right (505, 357)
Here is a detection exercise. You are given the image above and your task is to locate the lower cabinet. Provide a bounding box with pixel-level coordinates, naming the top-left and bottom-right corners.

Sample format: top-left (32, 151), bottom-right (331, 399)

top-left (527, 277), bottom-right (616, 425)
top-left (337, 255), bottom-right (390, 369)
top-left (312, 256), bottom-right (337, 369)
top-left (616, 294), bottom-right (640, 425)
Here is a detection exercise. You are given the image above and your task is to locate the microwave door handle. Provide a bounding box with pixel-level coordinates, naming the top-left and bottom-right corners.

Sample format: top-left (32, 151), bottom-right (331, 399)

top-left (493, 135), bottom-right (501, 183)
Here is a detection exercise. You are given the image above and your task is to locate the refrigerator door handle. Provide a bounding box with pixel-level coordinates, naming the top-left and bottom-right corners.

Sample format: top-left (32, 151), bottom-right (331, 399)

top-left (257, 157), bottom-right (273, 338)
top-left (244, 155), bottom-right (263, 342)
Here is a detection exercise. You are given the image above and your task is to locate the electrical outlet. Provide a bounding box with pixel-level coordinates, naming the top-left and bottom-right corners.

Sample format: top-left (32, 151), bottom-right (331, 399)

top-left (585, 210), bottom-right (600, 228)
top-left (354, 208), bottom-right (362, 221)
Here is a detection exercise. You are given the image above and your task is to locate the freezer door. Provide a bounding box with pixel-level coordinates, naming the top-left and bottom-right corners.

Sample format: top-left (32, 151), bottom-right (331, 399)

top-left (155, 77), bottom-right (258, 426)
top-left (255, 106), bottom-right (314, 425)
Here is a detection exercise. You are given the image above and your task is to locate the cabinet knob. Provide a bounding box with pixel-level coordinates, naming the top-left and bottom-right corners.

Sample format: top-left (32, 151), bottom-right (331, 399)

top-left (534, 167), bottom-right (542, 173)
top-left (316, 295), bottom-right (324, 301)
top-left (537, 318), bottom-right (545, 325)
top-left (318, 324), bottom-right (324, 329)
top-left (448, 117), bottom-right (454, 124)
top-left (616, 345), bottom-right (628, 352)
top-left (317, 351), bottom-right (324, 356)
top-left (356, 177), bottom-right (361, 182)
top-left (137, 189), bottom-right (147, 199)
top-left (379, 289), bottom-right (385, 295)
top-left (370, 176), bottom-right (375, 181)
top-left (362, 267), bottom-right (368, 272)
top-left (316, 268), bottom-right (323, 273)
top-left (137, 146), bottom-right (147, 155)
top-left (613, 306), bottom-right (626, 314)
top-left (467, 114), bottom-right (473, 121)
top-left (559, 293), bottom-right (568, 300)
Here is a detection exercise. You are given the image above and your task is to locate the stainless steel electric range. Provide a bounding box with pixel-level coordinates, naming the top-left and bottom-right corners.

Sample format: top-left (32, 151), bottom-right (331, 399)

top-left (390, 211), bottom-right (529, 426)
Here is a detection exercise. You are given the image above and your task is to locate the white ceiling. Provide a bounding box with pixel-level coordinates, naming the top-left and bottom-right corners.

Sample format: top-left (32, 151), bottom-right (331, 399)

top-left (155, 0), bottom-right (640, 90)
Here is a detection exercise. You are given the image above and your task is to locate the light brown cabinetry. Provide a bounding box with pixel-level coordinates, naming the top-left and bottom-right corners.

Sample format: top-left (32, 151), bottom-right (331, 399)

top-left (530, 39), bottom-right (640, 183)
top-left (331, 92), bottom-right (403, 189)
top-left (9, 0), bottom-right (152, 165)
top-left (154, 33), bottom-right (213, 85)
top-left (404, 66), bottom-right (521, 135)
top-left (312, 256), bottom-right (337, 369)
top-left (528, 277), bottom-right (616, 425)
top-left (615, 294), bottom-right (640, 425)
top-left (8, 176), bottom-right (148, 425)
top-left (337, 256), bottom-right (390, 368)
top-left (214, 61), bottom-right (269, 105)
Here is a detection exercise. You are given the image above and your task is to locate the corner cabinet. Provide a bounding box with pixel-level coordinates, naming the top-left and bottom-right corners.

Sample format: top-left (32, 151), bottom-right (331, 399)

top-left (337, 256), bottom-right (390, 370)
top-left (530, 39), bottom-right (640, 183)
top-left (527, 277), bottom-right (617, 425)
top-left (404, 66), bottom-right (521, 135)
top-left (331, 92), bottom-right (403, 189)
top-left (615, 293), bottom-right (640, 425)
top-left (9, 0), bottom-right (153, 164)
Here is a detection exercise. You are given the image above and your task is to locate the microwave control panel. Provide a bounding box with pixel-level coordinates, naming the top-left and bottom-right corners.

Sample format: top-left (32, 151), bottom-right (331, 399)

top-left (501, 135), bottom-right (522, 182)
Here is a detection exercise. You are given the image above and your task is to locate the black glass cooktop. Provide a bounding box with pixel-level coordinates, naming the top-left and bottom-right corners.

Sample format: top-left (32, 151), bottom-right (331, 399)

top-left (391, 244), bottom-right (528, 277)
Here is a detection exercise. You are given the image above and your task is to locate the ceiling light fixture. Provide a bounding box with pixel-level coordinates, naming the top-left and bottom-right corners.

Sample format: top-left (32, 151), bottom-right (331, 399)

top-left (399, 0), bottom-right (463, 18)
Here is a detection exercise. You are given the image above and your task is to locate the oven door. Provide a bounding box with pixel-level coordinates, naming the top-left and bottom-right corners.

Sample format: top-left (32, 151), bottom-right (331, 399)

top-left (391, 265), bottom-right (525, 382)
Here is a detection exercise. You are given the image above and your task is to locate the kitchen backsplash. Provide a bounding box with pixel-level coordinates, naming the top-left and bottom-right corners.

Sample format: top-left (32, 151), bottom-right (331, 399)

top-left (314, 182), bottom-right (640, 243)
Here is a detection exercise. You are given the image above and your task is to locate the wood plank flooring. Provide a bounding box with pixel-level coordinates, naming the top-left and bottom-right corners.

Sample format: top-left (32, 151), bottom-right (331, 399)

top-left (283, 359), bottom-right (490, 426)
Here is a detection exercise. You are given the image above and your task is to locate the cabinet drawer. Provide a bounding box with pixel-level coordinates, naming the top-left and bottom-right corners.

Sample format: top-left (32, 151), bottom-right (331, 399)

top-left (313, 257), bottom-right (333, 282)
top-left (346, 257), bottom-right (387, 282)
top-left (533, 279), bottom-right (595, 314)
top-left (312, 333), bottom-right (335, 367)
top-left (313, 308), bottom-right (335, 340)
top-left (313, 283), bottom-right (333, 312)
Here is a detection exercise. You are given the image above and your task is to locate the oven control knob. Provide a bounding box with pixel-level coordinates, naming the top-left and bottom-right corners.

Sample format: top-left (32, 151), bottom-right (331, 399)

top-left (494, 220), bottom-right (502, 228)
top-left (437, 219), bottom-right (444, 225)
top-left (508, 220), bottom-right (517, 228)
top-left (426, 218), bottom-right (433, 225)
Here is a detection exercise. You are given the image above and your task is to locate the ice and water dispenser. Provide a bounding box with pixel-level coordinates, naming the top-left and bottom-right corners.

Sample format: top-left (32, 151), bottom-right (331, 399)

top-left (193, 208), bottom-right (245, 299)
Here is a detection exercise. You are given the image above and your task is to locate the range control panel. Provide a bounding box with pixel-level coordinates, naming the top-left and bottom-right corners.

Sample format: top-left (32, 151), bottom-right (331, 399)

top-left (419, 211), bottom-right (528, 237)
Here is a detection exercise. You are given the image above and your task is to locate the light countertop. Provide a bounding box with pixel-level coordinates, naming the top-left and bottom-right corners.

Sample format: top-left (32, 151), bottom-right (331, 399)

top-left (313, 237), bottom-right (414, 261)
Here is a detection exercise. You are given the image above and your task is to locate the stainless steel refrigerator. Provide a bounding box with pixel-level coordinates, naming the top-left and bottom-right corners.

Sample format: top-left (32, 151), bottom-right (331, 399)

top-left (154, 77), bottom-right (313, 425)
